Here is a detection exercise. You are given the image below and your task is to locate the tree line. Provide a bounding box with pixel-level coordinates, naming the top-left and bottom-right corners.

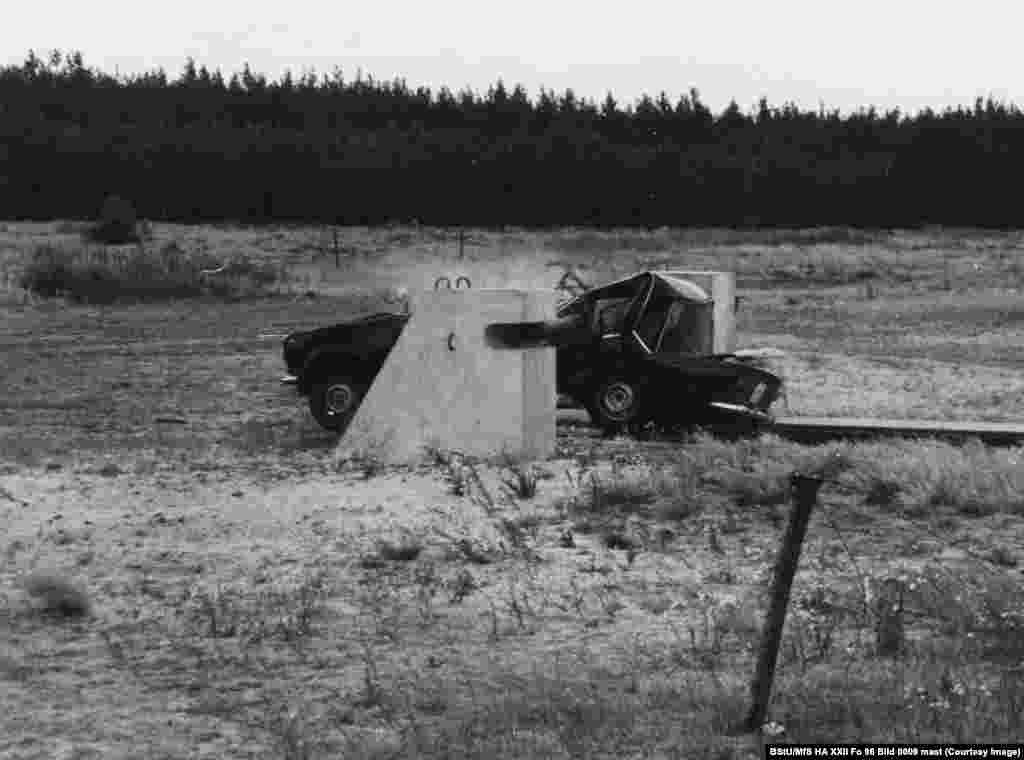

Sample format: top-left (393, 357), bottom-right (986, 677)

top-left (2, 50), bottom-right (1022, 228)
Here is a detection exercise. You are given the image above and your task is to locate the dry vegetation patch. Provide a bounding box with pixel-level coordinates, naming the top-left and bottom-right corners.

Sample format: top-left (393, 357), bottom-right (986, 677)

top-left (1, 223), bottom-right (1023, 756)
top-left (3, 437), bottom-right (1021, 757)
top-left (16, 240), bottom-right (291, 303)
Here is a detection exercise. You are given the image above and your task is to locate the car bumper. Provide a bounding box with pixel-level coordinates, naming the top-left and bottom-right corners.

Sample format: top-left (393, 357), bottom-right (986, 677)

top-left (708, 402), bottom-right (775, 425)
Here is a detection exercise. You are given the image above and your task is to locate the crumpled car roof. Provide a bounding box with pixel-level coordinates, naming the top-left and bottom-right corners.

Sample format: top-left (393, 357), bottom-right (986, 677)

top-left (651, 272), bottom-right (712, 303)
top-left (580, 271), bottom-right (712, 304)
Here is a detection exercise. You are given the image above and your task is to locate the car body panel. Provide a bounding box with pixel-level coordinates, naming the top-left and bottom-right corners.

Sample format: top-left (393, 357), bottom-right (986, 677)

top-left (284, 313), bottom-right (409, 394)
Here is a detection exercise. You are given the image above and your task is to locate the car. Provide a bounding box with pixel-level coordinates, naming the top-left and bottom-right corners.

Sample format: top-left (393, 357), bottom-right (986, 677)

top-left (281, 271), bottom-right (783, 435)
top-left (281, 312), bottom-right (411, 431)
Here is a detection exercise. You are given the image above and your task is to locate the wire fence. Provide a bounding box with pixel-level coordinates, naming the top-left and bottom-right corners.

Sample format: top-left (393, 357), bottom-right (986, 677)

top-left (738, 464), bottom-right (1023, 735)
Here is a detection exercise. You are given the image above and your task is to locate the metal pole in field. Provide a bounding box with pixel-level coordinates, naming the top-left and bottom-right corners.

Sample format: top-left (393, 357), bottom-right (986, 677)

top-left (742, 472), bottom-right (824, 733)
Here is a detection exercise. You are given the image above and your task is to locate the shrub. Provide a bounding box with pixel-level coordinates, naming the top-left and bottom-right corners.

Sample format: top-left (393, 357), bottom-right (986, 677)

top-left (85, 195), bottom-right (141, 245)
top-left (371, 539), bottom-right (423, 563)
top-left (501, 464), bottom-right (539, 500)
top-left (863, 476), bottom-right (902, 507)
top-left (23, 572), bottom-right (91, 617)
top-left (18, 241), bottom-right (285, 303)
top-left (879, 440), bottom-right (1024, 517)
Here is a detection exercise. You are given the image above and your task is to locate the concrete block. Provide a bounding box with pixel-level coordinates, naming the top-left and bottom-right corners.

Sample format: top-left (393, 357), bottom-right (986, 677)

top-left (337, 289), bottom-right (558, 465)
top-left (661, 270), bottom-right (736, 354)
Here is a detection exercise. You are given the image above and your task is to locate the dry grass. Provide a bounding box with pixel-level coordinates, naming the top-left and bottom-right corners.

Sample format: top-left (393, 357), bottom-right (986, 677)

top-left (1, 222), bottom-right (1023, 756)
top-left (16, 240), bottom-right (292, 303)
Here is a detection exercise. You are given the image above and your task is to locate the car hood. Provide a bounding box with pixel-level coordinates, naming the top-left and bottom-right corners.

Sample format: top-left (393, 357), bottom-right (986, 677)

top-left (647, 353), bottom-right (780, 383)
top-left (286, 312), bottom-right (408, 343)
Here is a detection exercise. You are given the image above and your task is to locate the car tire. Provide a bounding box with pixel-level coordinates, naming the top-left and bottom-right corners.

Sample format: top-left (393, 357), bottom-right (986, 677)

top-left (588, 376), bottom-right (645, 434)
top-left (309, 375), bottom-right (365, 433)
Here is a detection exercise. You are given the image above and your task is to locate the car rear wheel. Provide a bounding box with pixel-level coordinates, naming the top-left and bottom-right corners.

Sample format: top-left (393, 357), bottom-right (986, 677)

top-left (309, 375), bottom-right (365, 432)
top-left (588, 376), bottom-right (645, 433)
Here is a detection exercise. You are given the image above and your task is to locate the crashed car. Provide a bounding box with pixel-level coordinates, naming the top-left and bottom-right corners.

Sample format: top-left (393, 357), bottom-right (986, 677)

top-left (281, 271), bottom-right (782, 435)
top-left (281, 312), bottom-right (410, 431)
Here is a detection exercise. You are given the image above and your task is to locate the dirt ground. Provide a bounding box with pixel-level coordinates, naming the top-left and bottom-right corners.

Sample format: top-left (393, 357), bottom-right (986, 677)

top-left (1, 224), bottom-right (1022, 758)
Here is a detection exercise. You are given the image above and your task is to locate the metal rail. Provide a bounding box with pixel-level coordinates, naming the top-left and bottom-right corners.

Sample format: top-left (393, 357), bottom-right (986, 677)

top-left (769, 416), bottom-right (1024, 448)
top-left (556, 408), bottom-right (1024, 447)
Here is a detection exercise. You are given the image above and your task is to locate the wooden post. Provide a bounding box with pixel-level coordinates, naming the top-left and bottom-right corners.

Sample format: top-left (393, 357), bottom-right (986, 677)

top-left (742, 473), bottom-right (824, 733)
top-left (874, 577), bottom-right (906, 657)
top-left (458, 228), bottom-right (465, 261)
top-left (333, 227), bottom-right (341, 269)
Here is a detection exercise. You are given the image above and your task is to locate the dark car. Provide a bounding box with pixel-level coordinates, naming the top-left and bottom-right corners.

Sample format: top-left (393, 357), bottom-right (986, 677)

top-left (282, 272), bottom-right (782, 434)
top-left (281, 312), bottom-right (410, 431)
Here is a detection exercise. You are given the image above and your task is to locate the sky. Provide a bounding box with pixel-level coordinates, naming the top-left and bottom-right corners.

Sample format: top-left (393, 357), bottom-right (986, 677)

top-left (5, 0), bottom-right (1023, 116)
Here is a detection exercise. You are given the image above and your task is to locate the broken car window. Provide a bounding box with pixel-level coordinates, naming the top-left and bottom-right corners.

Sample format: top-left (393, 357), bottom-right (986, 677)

top-left (594, 298), bottom-right (632, 334)
top-left (659, 301), bottom-right (714, 355)
top-left (634, 284), bottom-right (676, 351)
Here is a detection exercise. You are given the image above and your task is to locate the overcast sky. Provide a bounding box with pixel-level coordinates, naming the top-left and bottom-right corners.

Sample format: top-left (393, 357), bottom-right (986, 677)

top-left (5, 0), bottom-right (1021, 115)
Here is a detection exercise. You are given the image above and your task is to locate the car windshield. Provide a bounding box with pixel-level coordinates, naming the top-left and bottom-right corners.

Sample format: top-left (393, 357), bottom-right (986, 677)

top-left (586, 276), bottom-right (648, 334)
top-left (632, 280), bottom-right (667, 349)
top-left (594, 298), bottom-right (632, 334)
top-left (659, 300), bottom-right (714, 355)
top-left (634, 277), bottom-right (714, 355)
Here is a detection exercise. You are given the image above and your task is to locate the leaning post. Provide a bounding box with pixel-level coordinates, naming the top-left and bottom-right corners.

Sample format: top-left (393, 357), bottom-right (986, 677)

top-left (742, 472), bottom-right (824, 733)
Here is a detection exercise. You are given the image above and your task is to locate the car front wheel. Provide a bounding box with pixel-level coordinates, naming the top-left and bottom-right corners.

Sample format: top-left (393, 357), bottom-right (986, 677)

top-left (309, 375), bottom-right (365, 432)
top-left (588, 376), bottom-right (645, 434)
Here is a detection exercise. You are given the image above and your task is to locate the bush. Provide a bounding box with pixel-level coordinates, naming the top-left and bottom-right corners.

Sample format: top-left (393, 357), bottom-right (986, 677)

top-left (23, 572), bottom-right (91, 617)
top-left (85, 195), bottom-right (140, 245)
top-left (18, 241), bottom-right (286, 303)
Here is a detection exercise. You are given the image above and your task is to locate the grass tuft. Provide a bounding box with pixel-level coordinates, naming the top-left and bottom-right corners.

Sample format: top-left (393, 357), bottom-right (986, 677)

top-left (500, 464), bottom-right (540, 500)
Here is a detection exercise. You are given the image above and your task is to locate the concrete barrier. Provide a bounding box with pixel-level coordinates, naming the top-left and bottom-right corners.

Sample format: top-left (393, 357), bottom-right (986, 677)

top-left (661, 271), bottom-right (736, 354)
top-left (337, 288), bottom-right (558, 465)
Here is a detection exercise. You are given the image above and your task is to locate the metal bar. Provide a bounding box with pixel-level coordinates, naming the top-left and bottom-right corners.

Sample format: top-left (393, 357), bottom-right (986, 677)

top-left (771, 416), bottom-right (1024, 447)
top-left (554, 410), bottom-right (1024, 447)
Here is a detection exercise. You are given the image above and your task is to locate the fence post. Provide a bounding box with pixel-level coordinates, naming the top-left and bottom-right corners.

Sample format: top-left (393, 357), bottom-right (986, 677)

top-left (458, 228), bottom-right (465, 261)
top-left (742, 472), bottom-right (824, 733)
top-left (874, 577), bottom-right (906, 657)
top-left (333, 227), bottom-right (341, 269)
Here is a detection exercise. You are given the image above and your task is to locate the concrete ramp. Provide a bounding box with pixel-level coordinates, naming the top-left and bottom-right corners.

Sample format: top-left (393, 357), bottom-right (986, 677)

top-left (337, 289), bottom-right (558, 465)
